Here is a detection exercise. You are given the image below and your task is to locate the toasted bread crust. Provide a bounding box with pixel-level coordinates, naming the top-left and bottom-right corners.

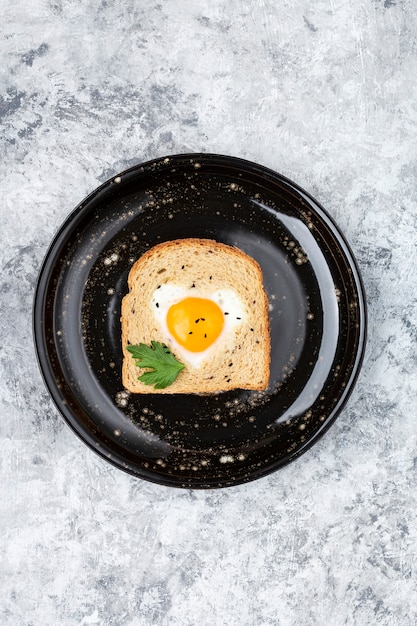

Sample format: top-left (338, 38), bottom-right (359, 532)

top-left (121, 238), bottom-right (270, 393)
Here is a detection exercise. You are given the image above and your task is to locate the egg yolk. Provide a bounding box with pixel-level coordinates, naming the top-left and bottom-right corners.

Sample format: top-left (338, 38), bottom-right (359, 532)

top-left (166, 297), bottom-right (224, 352)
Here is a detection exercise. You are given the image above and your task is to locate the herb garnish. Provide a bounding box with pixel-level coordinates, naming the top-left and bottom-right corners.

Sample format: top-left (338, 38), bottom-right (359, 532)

top-left (126, 341), bottom-right (185, 389)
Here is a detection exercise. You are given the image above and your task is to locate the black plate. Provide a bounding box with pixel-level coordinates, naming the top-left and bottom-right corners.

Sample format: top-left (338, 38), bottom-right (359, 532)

top-left (33, 154), bottom-right (366, 488)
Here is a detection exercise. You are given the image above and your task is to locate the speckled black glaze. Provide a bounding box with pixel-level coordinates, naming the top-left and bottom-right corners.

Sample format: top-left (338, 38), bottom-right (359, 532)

top-left (33, 153), bottom-right (366, 488)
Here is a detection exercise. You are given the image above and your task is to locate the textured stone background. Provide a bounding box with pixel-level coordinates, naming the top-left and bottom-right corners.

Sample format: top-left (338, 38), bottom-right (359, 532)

top-left (1, 1), bottom-right (417, 624)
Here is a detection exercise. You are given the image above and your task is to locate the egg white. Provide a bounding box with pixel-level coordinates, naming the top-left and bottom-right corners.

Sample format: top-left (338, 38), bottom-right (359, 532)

top-left (150, 284), bottom-right (245, 367)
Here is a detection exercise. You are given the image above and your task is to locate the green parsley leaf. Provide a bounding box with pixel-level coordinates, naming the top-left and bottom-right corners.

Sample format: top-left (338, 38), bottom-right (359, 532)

top-left (127, 341), bottom-right (185, 389)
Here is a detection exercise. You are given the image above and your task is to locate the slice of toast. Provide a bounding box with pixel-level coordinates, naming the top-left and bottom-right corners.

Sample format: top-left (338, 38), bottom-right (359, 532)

top-left (121, 238), bottom-right (270, 394)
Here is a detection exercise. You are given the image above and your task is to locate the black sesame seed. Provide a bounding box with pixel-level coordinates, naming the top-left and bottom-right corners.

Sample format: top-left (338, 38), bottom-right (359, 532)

top-left (204, 333), bottom-right (207, 338)
top-left (228, 362), bottom-right (233, 367)
top-left (155, 303), bottom-right (159, 308)
top-left (224, 312), bottom-right (229, 315)
top-left (195, 319), bottom-right (200, 323)
top-left (188, 331), bottom-right (193, 335)
top-left (191, 283), bottom-right (196, 288)
top-left (181, 265), bottom-right (185, 269)
top-left (250, 328), bottom-right (254, 331)
top-left (236, 316), bottom-right (241, 320)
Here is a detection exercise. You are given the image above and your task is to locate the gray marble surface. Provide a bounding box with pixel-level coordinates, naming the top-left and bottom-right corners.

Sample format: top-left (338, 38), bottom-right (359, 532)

top-left (1, 1), bottom-right (417, 624)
